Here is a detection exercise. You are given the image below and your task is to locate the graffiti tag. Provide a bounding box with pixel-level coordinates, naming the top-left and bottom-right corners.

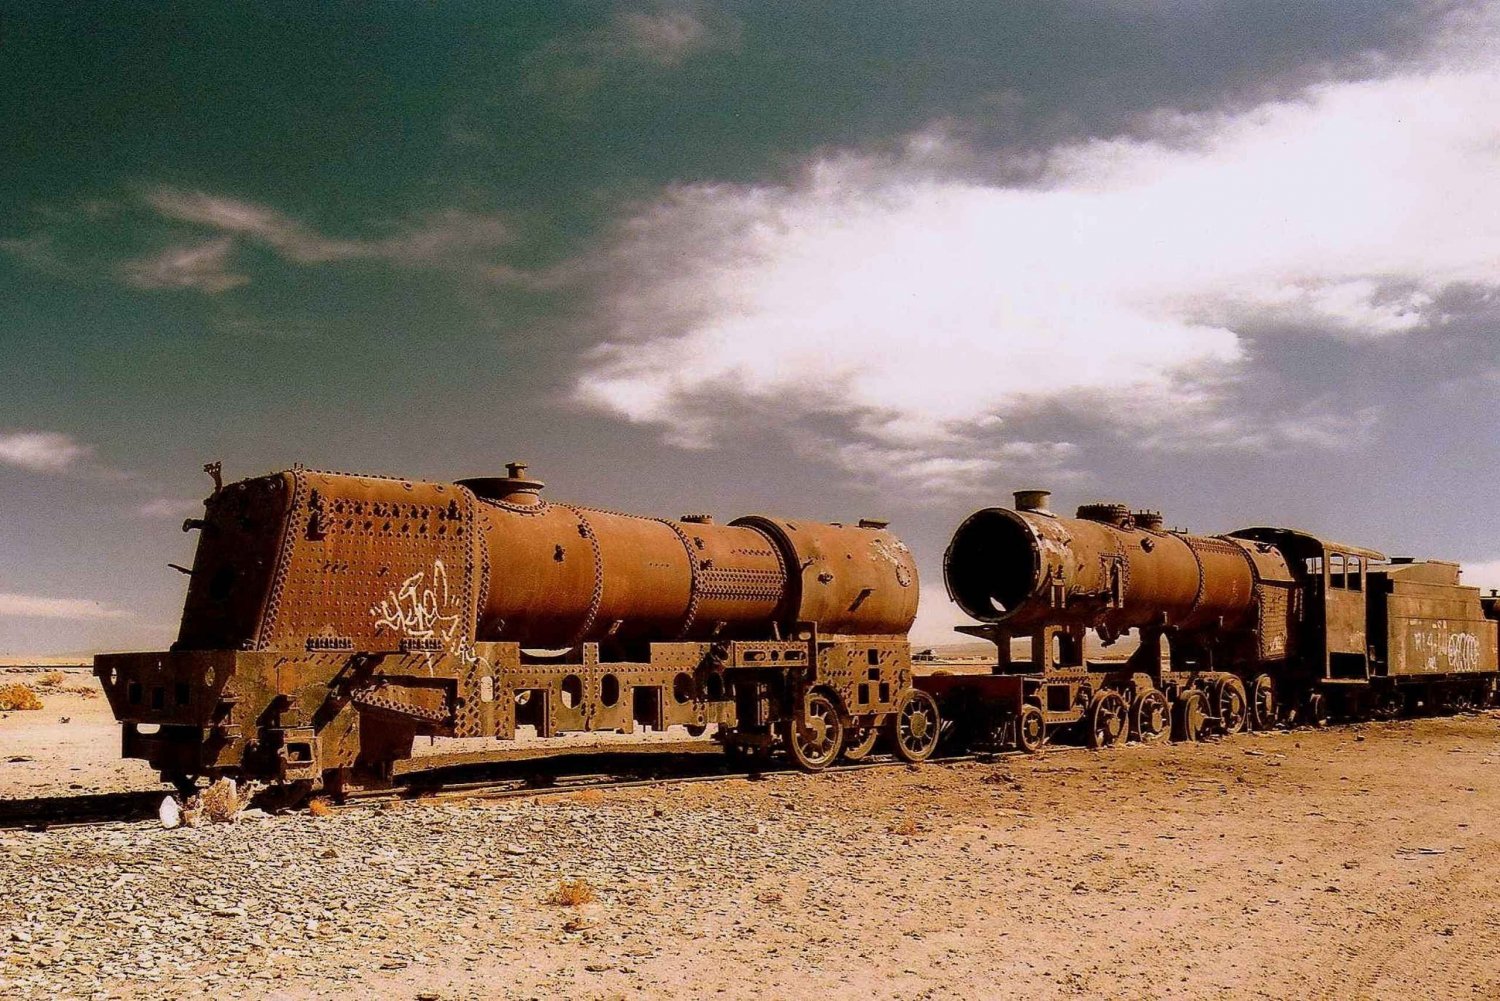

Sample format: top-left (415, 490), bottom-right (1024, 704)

top-left (1410, 621), bottom-right (1481, 673)
top-left (371, 559), bottom-right (462, 644)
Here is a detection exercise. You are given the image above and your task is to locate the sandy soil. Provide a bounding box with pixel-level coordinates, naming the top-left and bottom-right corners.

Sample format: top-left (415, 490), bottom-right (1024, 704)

top-left (3, 705), bottom-right (1499, 999)
top-left (0, 668), bottom-right (166, 797)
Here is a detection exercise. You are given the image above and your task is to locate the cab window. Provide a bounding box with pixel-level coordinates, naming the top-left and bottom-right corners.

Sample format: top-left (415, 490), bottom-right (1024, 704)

top-left (1329, 553), bottom-right (1346, 589)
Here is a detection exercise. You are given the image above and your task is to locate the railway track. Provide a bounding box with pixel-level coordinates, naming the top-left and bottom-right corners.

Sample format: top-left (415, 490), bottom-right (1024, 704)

top-left (16, 709), bottom-right (1489, 829)
top-left (0, 747), bottom-right (982, 830)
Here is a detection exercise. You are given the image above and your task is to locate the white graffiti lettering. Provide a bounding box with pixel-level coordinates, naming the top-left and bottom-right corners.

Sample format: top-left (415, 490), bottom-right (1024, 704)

top-left (370, 559), bottom-right (462, 644)
top-left (1410, 621), bottom-right (1481, 673)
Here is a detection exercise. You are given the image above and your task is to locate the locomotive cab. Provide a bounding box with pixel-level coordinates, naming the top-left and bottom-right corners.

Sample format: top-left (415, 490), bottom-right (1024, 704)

top-left (1230, 529), bottom-right (1385, 683)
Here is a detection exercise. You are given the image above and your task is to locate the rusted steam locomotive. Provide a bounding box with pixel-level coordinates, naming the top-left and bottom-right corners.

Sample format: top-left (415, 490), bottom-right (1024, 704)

top-left (95, 463), bottom-right (935, 792)
top-left (936, 490), bottom-right (1500, 751)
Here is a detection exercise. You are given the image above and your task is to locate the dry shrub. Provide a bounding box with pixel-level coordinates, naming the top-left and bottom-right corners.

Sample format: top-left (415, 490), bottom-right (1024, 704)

top-left (0, 684), bottom-right (42, 712)
top-left (307, 798), bottom-right (333, 817)
top-left (63, 685), bottom-right (99, 698)
top-left (36, 671), bottom-right (66, 688)
top-left (570, 788), bottom-right (605, 806)
top-left (200, 777), bottom-right (244, 823)
top-left (547, 879), bottom-right (597, 907)
top-left (888, 817), bottom-right (921, 837)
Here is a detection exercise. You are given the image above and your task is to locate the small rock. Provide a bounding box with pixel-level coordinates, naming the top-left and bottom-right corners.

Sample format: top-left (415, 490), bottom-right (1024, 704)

top-left (159, 797), bottom-right (182, 830)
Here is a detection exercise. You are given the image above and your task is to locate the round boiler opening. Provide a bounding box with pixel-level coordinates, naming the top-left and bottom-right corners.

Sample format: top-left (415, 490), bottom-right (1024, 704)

top-left (945, 509), bottom-right (1040, 622)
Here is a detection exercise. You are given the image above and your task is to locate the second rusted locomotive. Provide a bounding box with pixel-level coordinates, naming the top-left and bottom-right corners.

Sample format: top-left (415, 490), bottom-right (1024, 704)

top-left (95, 462), bottom-right (937, 793)
top-left (937, 490), bottom-right (1500, 750)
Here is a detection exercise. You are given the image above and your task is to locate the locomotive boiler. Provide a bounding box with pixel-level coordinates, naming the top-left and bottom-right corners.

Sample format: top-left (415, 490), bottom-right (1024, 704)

top-left (95, 463), bottom-right (939, 793)
top-left (935, 490), bottom-right (1500, 751)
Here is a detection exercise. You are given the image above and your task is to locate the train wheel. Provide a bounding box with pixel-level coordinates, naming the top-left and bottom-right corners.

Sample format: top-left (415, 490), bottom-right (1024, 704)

top-left (1249, 675), bottom-right (1277, 730)
top-left (1215, 677), bottom-right (1249, 735)
top-left (1372, 693), bottom-right (1402, 721)
top-left (1131, 690), bottom-right (1170, 743)
top-left (784, 691), bottom-right (845, 772)
top-left (1016, 705), bottom-right (1046, 753)
top-left (1173, 690), bottom-right (1211, 742)
top-left (890, 689), bottom-right (942, 763)
top-left (1304, 691), bottom-right (1329, 727)
top-left (841, 724), bottom-right (880, 762)
top-left (1086, 692), bottom-right (1128, 749)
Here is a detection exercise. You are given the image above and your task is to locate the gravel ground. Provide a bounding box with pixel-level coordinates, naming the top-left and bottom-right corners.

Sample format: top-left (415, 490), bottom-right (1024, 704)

top-left (3, 714), bottom-right (1499, 1000)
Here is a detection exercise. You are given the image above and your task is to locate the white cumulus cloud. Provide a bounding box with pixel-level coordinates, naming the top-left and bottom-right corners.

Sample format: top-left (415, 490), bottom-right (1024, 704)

top-left (0, 431), bottom-right (92, 472)
top-left (574, 15), bottom-right (1500, 489)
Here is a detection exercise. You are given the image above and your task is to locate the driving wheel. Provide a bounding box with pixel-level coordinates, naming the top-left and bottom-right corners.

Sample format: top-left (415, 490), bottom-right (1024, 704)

top-left (784, 690), bottom-right (845, 771)
top-left (890, 688), bottom-right (942, 763)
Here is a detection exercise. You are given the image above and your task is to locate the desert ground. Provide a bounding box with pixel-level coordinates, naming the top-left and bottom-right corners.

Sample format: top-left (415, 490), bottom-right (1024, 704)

top-left (2, 668), bottom-right (1498, 1000)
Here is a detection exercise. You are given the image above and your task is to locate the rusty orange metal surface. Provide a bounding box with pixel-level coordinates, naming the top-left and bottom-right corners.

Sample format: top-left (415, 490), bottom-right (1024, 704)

top-left (96, 462), bottom-right (929, 788)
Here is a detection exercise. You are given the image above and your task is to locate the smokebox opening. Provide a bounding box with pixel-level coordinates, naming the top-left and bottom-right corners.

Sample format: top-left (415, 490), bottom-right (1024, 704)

top-left (945, 509), bottom-right (1040, 623)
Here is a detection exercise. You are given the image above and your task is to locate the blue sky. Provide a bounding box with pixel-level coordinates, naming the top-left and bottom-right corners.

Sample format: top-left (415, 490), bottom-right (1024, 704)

top-left (4, 1), bottom-right (1500, 654)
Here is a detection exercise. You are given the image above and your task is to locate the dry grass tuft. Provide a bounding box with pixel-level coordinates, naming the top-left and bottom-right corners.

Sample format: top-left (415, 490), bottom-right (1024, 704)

top-left (0, 684), bottom-right (42, 712)
top-left (547, 878), bottom-right (597, 907)
top-left (888, 816), bottom-right (922, 837)
top-left (307, 797), bottom-right (333, 817)
top-left (570, 788), bottom-right (605, 806)
top-left (35, 671), bottom-right (66, 688)
top-left (62, 685), bottom-right (99, 698)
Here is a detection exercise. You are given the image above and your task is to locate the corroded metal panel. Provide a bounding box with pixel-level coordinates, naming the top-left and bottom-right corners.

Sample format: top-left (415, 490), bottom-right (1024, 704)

top-left (1386, 577), bottom-right (1499, 676)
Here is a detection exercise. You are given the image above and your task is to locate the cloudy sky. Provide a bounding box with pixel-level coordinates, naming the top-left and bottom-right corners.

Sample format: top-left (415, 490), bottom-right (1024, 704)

top-left (4, 1), bottom-right (1500, 655)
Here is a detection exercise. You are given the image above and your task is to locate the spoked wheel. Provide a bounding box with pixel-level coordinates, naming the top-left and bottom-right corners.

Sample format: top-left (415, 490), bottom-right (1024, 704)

top-left (784, 691), bottom-right (845, 772)
top-left (1249, 674), bottom-right (1277, 730)
top-left (1130, 690), bottom-right (1170, 743)
top-left (841, 723), bottom-right (880, 762)
top-left (1371, 693), bottom-right (1402, 721)
top-left (1174, 689), bottom-right (1212, 742)
top-left (890, 688), bottom-right (942, 763)
top-left (1215, 677), bottom-right (1249, 735)
top-left (1016, 704), bottom-right (1046, 753)
top-left (1303, 691), bottom-right (1329, 727)
top-left (1085, 692), bottom-right (1128, 749)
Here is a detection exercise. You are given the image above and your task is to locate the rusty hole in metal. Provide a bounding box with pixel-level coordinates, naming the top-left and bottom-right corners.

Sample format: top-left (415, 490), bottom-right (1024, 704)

top-left (599, 674), bottom-right (621, 707)
top-left (671, 673), bottom-right (693, 704)
top-left (560, 674), bottom-right (583, 709)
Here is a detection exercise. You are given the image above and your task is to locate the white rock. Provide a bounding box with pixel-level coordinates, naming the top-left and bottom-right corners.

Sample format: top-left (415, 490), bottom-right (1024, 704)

top-left (158, 797), bottom-right (181, 830)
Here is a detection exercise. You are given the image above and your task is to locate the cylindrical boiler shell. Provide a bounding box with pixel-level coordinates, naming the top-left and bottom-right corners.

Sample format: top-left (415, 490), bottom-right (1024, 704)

top-left (944, 507), bottom-right (1257, 635)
